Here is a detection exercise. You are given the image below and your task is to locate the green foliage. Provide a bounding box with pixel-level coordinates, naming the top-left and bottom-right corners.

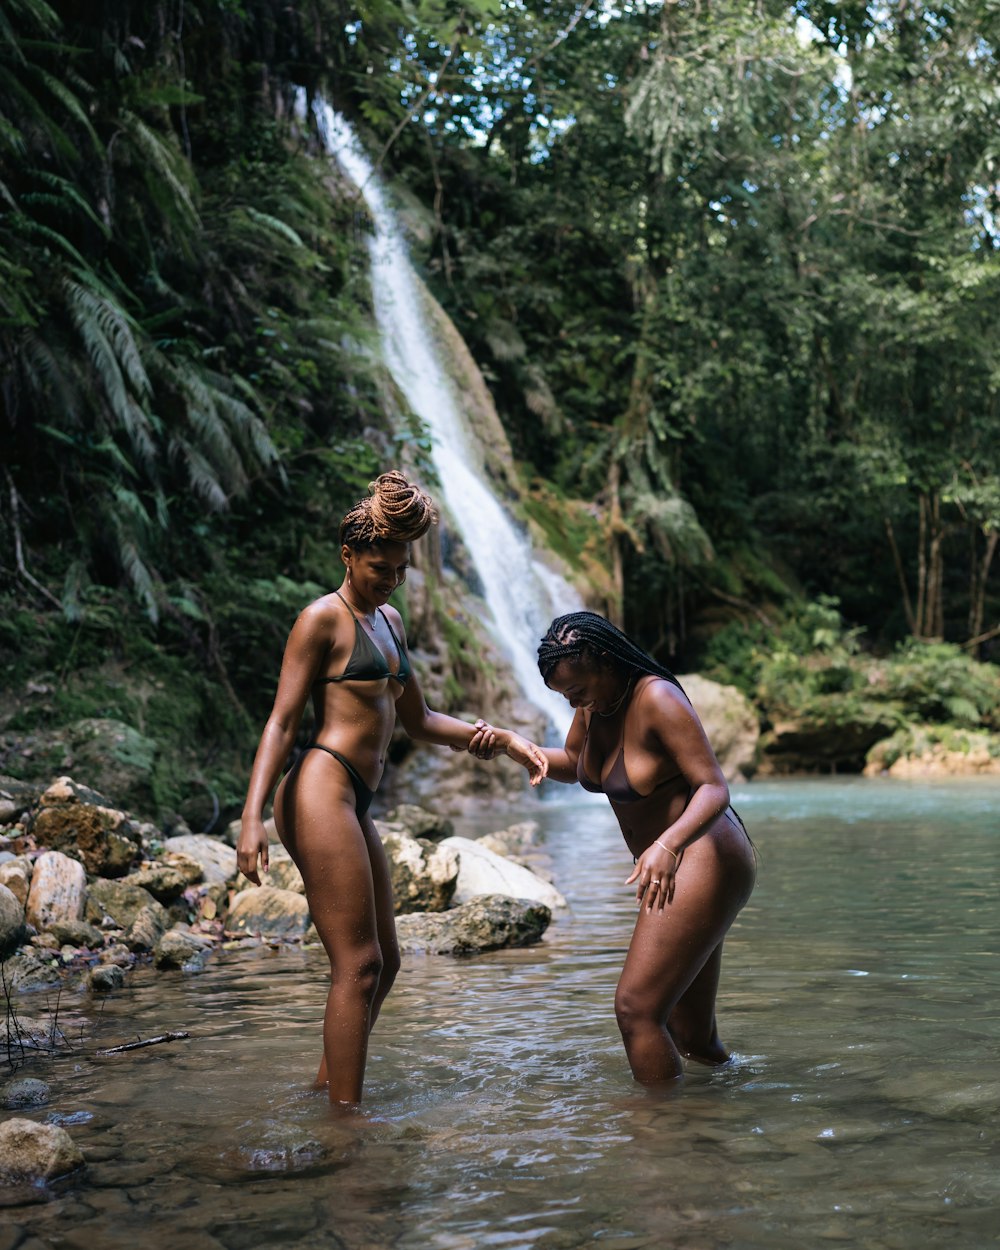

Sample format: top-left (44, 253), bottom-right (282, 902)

top-left (877, 641), bottom-right (1000, 731)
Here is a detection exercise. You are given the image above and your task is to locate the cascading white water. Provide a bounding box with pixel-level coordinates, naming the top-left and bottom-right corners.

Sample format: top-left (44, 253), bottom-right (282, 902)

top-left (310, 99), bottom-right (579, 738)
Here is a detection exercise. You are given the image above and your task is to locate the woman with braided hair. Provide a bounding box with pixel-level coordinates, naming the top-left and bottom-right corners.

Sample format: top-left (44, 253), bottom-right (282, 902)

top-left (476, 610), bottom-right (755, 1087)
top-left (237, 470), bottom-right (547, 1106)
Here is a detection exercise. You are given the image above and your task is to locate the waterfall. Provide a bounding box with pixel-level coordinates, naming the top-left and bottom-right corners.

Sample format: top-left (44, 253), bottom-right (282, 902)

top-left (310, 99), bottom-right (579, 739)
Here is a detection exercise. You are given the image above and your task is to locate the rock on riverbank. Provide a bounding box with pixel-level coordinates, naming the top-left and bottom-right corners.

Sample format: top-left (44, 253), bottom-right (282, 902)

top-left (0, 776), bottom-right (559, 1001)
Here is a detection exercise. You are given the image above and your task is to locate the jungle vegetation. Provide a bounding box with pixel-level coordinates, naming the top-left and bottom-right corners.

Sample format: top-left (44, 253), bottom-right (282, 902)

top-left (1, 1), bottom-right (998, 816)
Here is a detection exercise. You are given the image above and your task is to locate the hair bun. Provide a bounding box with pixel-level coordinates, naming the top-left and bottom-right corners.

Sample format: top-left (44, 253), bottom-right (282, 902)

top-left (340, 470), bottom-right (438, 548)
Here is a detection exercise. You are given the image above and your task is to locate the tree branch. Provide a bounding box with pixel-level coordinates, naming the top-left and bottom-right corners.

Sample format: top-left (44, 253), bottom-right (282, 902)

top-left (3, 467), bottom-right (62, 611)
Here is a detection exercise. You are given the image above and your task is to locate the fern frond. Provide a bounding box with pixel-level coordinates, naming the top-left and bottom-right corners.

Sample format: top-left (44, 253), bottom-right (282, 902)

top-left (243, 206), bottom-right (304, 247)
top-left (120, 111), bottom-right (197, 229)
top-left (63, 277), bottom-right (156, 462)
top-left (171, 436), bottom-right (229, 510)
top-left (114, 533), bottom-right (158, 622)
top-left (36, 67), bottom-right (101, 154)
top-left (33, 170), bottom-right (109, 235)
top-left (20, 331), bottom-right (82, 420)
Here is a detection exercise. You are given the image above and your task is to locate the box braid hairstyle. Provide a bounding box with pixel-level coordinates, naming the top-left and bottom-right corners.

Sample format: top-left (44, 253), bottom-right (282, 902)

top-left (340, 470), bottom-right (437, 550)
top-left (537, 611), bottom-right (684, 694)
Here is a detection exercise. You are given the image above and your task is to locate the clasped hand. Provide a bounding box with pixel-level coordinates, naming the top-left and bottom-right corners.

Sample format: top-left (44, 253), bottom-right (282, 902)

top-left (464, 719), bottom-right (548, 786)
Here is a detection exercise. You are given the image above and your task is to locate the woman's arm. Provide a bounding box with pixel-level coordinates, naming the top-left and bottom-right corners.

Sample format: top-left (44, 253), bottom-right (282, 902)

top-left (467, 706), bottom-right (586, 785)
top-left (236, 602), bottom-right (333, 883)
top-left (391, 613), bottom-right (547, 783)
top-left (626, 679), bottom-right (730, 906)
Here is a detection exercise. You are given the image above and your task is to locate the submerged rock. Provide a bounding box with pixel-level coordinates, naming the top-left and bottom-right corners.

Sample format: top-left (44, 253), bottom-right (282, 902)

top-left (440, 836), bottom-right (566, 911)
top-left (89, 964), bottom-right (126, 993)
top-left (395, 894), bottom-right (551, 954)
top-left (223, 1119), bottom-right (327, 1173)
top-left (1, 1077), bottom-right (50, 1109)
top-left (154, 926), bottom-right (215, 970)
top-left (0, 1118), bottom-right (84, 1185)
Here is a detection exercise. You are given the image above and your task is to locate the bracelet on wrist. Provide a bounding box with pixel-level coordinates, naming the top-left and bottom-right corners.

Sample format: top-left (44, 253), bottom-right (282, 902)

top-left (655, 838), bottom-right (679, 861)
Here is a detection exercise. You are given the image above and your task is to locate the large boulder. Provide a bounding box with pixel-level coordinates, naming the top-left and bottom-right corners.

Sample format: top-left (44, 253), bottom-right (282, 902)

top-left (677, 674), bottom-right (760, 781)
top-left (395, 895), bottom-right (551, 954)
top-left (225, 886), bottom-right (311, 940)
top-left (0, 1118), bottom-right (84, 1185)
top-left (86, 878), bottom-right (169, 951)
top-left (0, 882), bottom-right (25, 954)
top-left (25, 850), bottom-right (86, 932)
top-left (440, 836), bottom-right (566, 911)
top-left (30, 777), bottom-right (141, 877)
top-left (377, 828), bottom-right (458, 914)
top-left (382, 804), bottom-right (455, 842)
top-left (161, 834), bottom-right (238, 887)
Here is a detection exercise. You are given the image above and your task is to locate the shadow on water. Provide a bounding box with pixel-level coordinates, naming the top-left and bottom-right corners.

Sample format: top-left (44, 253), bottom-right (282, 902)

top-left (5, 778), bottom-right (1000, 1248)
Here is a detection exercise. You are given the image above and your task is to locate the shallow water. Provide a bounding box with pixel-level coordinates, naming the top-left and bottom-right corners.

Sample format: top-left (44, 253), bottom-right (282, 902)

top-left (6, 779), bottom-right (1000, 1248)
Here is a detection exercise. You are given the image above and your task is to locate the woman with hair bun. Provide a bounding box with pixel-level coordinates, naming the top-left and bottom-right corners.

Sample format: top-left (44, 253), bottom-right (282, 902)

top-left (474, 610), bottom-right (755, 1088)
top-left (237, 470), bottom-right (547, 1106)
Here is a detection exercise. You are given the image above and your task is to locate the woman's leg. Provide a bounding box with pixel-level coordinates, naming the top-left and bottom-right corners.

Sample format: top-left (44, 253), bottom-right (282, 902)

top-left (274, 757), bottom-right (385, 1105)
top-left (614, 829), bottom-right (754, 1086)
top-left (666, 941), bottom-right (728, 1065)
top-left (362, 811), bottom-right (401, 1031)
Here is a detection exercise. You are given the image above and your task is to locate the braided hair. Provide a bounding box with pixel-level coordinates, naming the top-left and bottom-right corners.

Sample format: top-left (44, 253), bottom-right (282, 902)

top-left (537, 611), bottom-right (682, 691)
top-left (340, 470), bottom-right (437, 550)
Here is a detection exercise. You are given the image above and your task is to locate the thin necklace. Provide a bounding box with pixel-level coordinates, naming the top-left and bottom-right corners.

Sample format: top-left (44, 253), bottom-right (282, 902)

top-left (597, 674), bottom-right (635, 718)
top-left (342, 582), bottom-right (377, 629)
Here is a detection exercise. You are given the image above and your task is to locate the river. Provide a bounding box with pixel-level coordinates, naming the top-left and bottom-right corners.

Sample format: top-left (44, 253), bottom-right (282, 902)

top-left (5, 778), bottom-right (999, 1247)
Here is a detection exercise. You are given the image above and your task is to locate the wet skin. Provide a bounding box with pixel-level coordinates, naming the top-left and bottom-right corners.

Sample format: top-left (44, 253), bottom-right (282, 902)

top-left (539, 657), bottom-right (756, 1083)
top-left (237, 540), bottom-right (547, 1105)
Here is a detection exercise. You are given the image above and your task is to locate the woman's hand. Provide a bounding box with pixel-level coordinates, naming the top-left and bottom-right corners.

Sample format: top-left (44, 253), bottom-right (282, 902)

top-left (458, 721), bottom-right (548, 785)
top-left (236, 818), bottom-right (270, 885)
top-left (626, 840), bottom-right (682, 911)
top-left (455, 719), bottom-right (499, 758)
top-left (503, 732), bottom-right (549, 786)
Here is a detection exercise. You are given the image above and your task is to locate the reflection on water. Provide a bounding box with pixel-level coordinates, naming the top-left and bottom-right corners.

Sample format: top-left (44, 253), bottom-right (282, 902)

top-left (6, 780), bottom-right (1000, 1248)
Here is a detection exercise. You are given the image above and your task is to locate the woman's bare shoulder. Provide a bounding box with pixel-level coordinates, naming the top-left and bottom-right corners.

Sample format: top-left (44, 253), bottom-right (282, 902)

top-left (636, 675), bottom-right (700, 733)
top-left (293, 594), bottom-right (348, 639)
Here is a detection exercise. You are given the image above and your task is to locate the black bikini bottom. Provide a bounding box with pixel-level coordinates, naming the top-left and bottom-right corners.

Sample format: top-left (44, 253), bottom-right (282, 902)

top-left (298, 743), bottom-right (375, 817)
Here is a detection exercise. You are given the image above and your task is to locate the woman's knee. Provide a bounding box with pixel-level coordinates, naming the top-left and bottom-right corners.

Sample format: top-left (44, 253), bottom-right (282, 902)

top-left (331, 945), bottom-right (384, 1001)
top-left (615, 982), bottom-right (662, 1038)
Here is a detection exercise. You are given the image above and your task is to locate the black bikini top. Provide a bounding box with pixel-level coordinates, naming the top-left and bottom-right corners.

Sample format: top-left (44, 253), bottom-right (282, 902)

top-left (313, 590), bottom-right (411, 687)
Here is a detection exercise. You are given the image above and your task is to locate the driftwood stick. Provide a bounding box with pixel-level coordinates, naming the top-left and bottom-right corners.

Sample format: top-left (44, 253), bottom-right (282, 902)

top-left (96, 1031), bottom-right (190, 1056)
